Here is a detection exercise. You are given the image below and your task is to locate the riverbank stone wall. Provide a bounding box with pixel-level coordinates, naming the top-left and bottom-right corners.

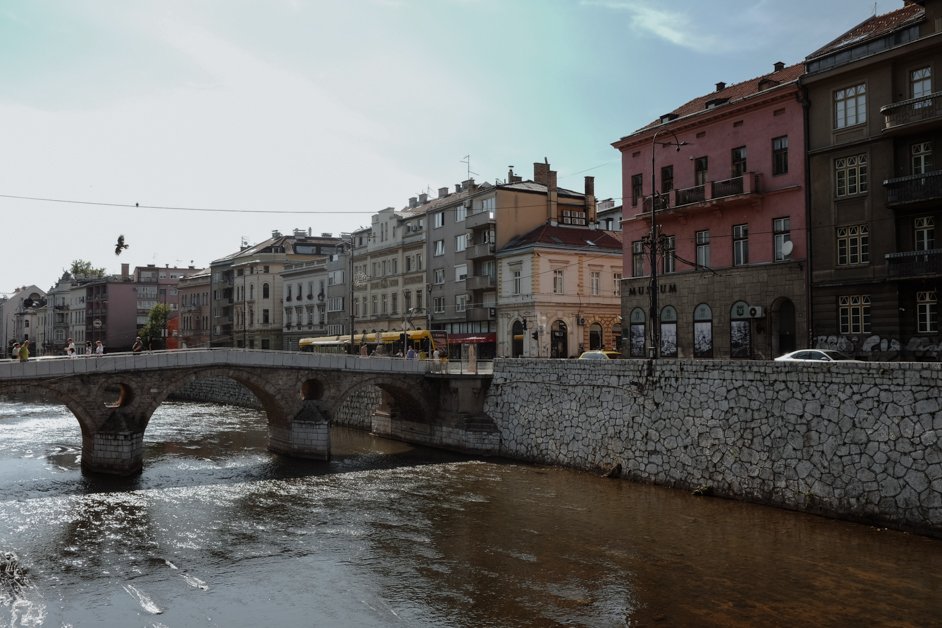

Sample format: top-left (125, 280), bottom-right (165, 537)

top-left (485, 359), bottom-right (942, 537)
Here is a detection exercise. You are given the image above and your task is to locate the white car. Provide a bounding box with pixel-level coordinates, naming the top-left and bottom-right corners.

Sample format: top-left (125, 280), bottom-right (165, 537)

top-left (774, 349), bottom-right (859, 362)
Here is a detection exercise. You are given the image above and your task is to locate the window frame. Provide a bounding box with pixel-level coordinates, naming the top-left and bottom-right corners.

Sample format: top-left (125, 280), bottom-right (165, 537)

top-left (834, 83), bottom-right (867, 129)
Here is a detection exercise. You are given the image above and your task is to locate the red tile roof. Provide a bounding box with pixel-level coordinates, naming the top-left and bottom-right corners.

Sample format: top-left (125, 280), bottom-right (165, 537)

top-left (806, 2), bottom-right (924, 60)
top-left (630, 63), bottom-right (803, 134)
top-left (503, 223), bottom-right (623, 252)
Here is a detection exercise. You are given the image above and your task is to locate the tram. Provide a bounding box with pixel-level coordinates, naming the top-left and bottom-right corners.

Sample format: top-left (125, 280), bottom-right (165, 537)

top-left (299, 329), bottom-right (447, 357)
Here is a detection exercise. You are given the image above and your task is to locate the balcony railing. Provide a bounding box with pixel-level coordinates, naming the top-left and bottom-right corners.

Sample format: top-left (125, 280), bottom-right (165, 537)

top-left (638, 174), bottom-right (758, 216)
top-left (675, 185), bottom-right (706, 206)
top-left (881, 92), bottom-right (942, 130)
top-left (466, 274), bottom-right (496, 291)
top-left (886, 248), bottom-right (942, 278)
top-left (465, 209), bottom-right (495, 229)
top-left (465, 242), bottom-right (495, 260)
top-left (883, 171), bottom-right (942, 206)
top-left (465, 306), bottom-right (495, 322)
top-left (641, 194), bottom-right (670, 213)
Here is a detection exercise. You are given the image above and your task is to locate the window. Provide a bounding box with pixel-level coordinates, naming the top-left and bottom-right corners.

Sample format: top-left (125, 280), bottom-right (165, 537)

top-left (613, 272), bottom-right (622, 296)
top-left (391, 292), bottom-right (398, 314)
top-left (433, 268), bottom-right (445, 284)
top-left (733, 224), bottom-right (749, 266)
top-left (694, 157), bottom-right (708, 186)
top-left (404, 291), bottom-right (412, 311)
top-left (456, 294), bottom-right (468, 312)
top-left (834, 83), bottom-right (866, 129)
top-left (917, 290), bottom-right (938, 334)
top-left (631, 174), bottom-right (643, 207)
top-left (632, 240), bottom-right (645, 277)
top-left (662, 235), bottom-right (676, 274)
top-left (774, 217), bottom-right (792, 261)
top-left (731, 146), bottom-right (747, 177)
top-left (433, 212), bottom-right (444, 228)
top-left (262, 283), bottom-right (270, 299)
top-left (433, 296), bottom-right (446, 313)
top-left (381, 294), bottom-right (388, 315)
top-left (839, 295), bottom-right (871, 334)
top-left (434, 240), bottom-right (445, 256)
top-left (512, 269), bottom-right (522, 295)
top-left (262, 309), bottom-right (269, 324)
top-left (553, 269), bottom-right (564, 294)
top-left (915, 216), bottom-right (935, 251)
top-left (455, 234), bottom-right (468, 252)
top-left (912, 141), bottom-right (933, 175)
top-left (590, 271), bottom-right (601, 296)
top-left (415, 290), bottom-right (423, 311)
top-left (660, 165), bottom-right (674, 193)
top-left (835, 154), bottom-right (868, 197)
top-left (772, 136), bottom-right (788, 175)
top-left (696, 230), bottom-right (711, 269)
top-left (455, 204), bottom-right (467, 222)
top-left (371, 295), bottom-right (377, 315)
top-left (912, 67), bottom-right (932, 105)
top-left (836, 225), bottom-right (870, 266)
top-left (455, 264), bottom-right (467, 281)
top-left (693, 303), bottom-right (713, 358)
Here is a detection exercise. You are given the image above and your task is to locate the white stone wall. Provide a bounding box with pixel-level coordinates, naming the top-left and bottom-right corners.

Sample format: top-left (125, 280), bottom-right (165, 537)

top-left (485, 359), bottom-right (942, 536)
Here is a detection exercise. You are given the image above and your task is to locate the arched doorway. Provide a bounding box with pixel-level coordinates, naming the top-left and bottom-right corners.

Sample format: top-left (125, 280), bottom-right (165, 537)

top-left (550, 320), bottom-right (568, 358)
top-left (511, 320), bottom-right (524, 358)
top-left (730, 300), bottom-right (753, 358)
top-left (660, 306), bottom-right (678, 357)
top-left (693, 303), bottom-right (713, 358)
top-left (589, 323), bottom-right (603, 350)
top-left (771, 298), bottom-right (796, 357)
top-left (629, 308), bottom-right (646, 357)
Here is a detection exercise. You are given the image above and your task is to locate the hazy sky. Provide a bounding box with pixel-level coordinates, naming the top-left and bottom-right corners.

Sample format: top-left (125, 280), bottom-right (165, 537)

top-left (0, 0), bottom-right (902, 295)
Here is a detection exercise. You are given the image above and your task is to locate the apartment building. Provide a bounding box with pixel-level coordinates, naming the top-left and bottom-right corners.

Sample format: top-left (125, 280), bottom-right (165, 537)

top-left (209, 229), bottom-right (338, 348)
top-left (178, 269), bottom-right (211, 348)
top-left (613, 62), bottom-right (808, 359)
top-left (804, 0), bottom-right (942, 360)
top-left (281, 259), bottom-right (328, 350)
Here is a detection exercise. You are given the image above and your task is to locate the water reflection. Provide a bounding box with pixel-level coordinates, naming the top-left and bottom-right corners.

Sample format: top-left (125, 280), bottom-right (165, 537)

top-left (0, 400), bottom-right (939, 626)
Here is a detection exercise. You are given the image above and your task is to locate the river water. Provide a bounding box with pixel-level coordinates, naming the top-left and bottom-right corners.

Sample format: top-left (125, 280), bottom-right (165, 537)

top-left (0, 400), bottom-right (940, 627)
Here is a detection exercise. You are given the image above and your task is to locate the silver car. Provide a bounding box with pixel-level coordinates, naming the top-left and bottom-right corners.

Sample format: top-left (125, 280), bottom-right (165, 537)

top-left (774, 349), bottom-right (859, 362)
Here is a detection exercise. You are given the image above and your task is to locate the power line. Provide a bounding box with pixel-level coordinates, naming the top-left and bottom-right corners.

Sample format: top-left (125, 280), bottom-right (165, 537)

top-left (0, 194), bottom-right (375, 215)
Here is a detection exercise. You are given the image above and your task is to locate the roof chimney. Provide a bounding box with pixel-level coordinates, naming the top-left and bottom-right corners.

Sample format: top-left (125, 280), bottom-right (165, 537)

top-left (715, 81), bottom-right (726, 92)
top-left (409, 197), bottom-right (417, 208)
top-left (419, 193), bottom-right (428, 204)
top-left (773, 61), bottom-right (785, 72)
top-left (438, 187), bottom-right (449, 198)
top-left (533, 161), bottom-right (550, 186)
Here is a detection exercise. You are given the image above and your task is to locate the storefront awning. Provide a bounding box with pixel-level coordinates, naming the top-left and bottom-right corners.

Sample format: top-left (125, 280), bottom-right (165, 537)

top-left (449, 332), bottom-right (496, 344)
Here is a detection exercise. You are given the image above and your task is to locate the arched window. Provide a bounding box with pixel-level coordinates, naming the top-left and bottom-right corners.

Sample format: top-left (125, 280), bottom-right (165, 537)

top-left (629, 308), bottom-right (646, 357)
top-left (589, 322), bottom-right (603, 350)
top-left (730, 300), bottom-right (752, 358)
top-left (249, 284), bottom-right (255, 300)
top-left (263, 283), bottom-right (270, 299)
top-left (660, 305), bottom-right (678, 357)
top-left (693, 303), bottom-right (713, 358)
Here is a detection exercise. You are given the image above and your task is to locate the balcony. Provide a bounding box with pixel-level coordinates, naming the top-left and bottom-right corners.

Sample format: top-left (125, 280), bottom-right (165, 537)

top-left (637, 173), bottom-right (759, 217)
top-left (884, 171), bottom-right (942, 207)
top-left (465, 306), bottom-right (496, 322)
top-left (465, 209), bottom-right (495, 229)
top-left (465, 242), bottom-right (495, 260)
top-left (885, 248), bottom-right (942, 279)
top-left (881, 92), bottom-right (942, 132)
top-left (466, 274), bottom-right (496, 291)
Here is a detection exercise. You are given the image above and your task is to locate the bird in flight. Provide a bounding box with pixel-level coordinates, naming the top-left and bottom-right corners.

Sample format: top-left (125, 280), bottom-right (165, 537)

top-left (115, 234), bottom-right (129, 255)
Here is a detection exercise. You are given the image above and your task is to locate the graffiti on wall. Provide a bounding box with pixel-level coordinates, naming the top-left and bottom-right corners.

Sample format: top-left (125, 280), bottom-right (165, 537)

top-left (813, 334), bottom-right (942, 361)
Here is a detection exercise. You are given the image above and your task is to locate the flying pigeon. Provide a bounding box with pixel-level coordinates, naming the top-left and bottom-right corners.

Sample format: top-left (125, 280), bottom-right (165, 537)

top-left (115, 234), bottom-right (129, 256)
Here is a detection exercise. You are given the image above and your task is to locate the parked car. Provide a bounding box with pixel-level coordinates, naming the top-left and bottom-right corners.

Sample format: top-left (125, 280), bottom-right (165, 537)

top-left (578, 350), bottom-right (622, 360)
top-left (774, 349), bottom-right (859, 362)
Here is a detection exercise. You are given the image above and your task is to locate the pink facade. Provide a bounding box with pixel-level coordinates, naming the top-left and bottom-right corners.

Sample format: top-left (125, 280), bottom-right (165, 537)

top-left (612, 63), bottom-right (809, 359)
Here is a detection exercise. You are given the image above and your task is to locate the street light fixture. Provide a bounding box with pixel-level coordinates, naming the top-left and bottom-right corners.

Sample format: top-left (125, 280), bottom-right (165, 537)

top-left (648, 127), bottom-right (687, 359)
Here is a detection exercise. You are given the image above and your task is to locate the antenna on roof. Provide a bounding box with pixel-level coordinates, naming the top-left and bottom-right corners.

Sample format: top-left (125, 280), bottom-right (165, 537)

top-left (460, 154), bottom-right (479, 180)
top-left (872, 2), bottom-right (877, 16)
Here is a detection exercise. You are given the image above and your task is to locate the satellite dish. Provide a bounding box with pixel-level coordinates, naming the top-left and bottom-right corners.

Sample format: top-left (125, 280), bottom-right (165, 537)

top-left (781, 240), bottom-right (794, 257)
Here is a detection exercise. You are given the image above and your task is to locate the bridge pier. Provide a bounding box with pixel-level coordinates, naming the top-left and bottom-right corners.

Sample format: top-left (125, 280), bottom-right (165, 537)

top-left (82, 430), bottom-right (145, 475)
top-left (267, 400), bottom-right (331, 460)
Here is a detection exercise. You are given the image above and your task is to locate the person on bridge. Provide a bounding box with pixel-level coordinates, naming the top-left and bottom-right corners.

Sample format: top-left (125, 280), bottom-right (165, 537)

top-left (406, 346), bottom-right (417, 360)
top-left (132, 337), bottom-right (143, 353)
top-left (10, 343), bottom-right (19, 360)
top-left (95, 340), bottom-right (104, 356)
top-left (17, 340), bottom-right (29, 362)
top-left (66, 338), bottom-right (76, 358)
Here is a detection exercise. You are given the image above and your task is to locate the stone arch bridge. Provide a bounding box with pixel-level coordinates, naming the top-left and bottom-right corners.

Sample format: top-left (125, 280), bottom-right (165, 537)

top-left (0, 350), bottom-right (497, 475)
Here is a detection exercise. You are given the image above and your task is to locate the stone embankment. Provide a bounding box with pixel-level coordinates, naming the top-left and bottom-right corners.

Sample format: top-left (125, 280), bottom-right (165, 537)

top-left (485, 359), bottom-right (942, 537)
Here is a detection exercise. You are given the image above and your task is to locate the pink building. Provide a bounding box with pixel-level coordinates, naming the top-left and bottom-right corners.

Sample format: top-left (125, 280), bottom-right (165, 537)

top-left (612, 62), bottom-right (808, 359)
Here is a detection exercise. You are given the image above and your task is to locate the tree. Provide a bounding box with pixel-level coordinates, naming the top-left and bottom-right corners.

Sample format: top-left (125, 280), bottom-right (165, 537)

top-left (68, 259), bottom-right (105, 278)
top-left (138, 303), bottom-right (170, 350)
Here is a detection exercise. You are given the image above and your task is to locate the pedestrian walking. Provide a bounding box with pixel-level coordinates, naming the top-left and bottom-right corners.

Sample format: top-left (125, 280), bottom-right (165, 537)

top-left (18, 340), bottom-right (30, 362)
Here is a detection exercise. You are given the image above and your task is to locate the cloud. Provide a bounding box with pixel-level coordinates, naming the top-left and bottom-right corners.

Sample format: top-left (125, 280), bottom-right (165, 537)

top-left (581, 1), bottom-right (741, 53)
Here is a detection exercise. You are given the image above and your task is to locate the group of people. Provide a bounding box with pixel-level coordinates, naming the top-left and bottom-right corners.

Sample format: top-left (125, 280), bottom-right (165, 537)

top-left (62, 338), bottom-right (105, 358)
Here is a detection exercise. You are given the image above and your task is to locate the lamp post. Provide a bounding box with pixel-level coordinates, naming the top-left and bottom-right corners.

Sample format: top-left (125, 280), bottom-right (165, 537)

top-left (648, 128), bottom-right (687, 359)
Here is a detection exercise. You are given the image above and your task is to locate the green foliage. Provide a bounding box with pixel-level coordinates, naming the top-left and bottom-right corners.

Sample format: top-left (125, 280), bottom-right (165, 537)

top-left (138, 303), bottom-right (170, 350)
top-left (68, 259), bottom-right (105, 278)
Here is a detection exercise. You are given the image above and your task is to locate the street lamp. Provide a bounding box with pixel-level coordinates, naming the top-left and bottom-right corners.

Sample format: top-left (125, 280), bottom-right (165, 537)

top-left (648, 128), bottom-right (687, 359)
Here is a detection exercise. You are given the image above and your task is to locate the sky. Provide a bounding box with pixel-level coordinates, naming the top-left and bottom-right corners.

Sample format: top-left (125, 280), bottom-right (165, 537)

top-left (0, 0), bottom-right (904, 295)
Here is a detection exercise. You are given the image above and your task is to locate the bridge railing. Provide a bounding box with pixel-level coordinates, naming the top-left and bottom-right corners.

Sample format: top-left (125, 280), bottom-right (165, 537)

top-left (0, 348), bottom-right (494, 380)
